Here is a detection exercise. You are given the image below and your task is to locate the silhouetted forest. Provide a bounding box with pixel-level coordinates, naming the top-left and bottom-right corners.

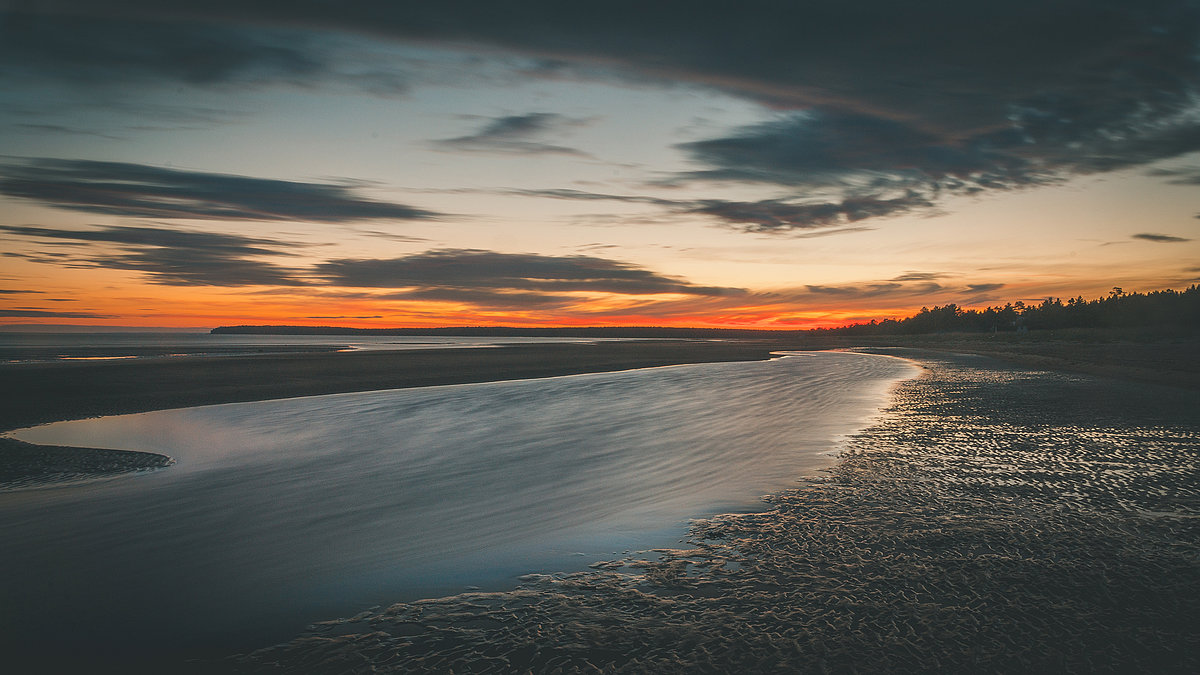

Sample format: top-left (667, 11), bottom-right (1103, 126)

top-left (818, 285), bottom-right (1200, 336)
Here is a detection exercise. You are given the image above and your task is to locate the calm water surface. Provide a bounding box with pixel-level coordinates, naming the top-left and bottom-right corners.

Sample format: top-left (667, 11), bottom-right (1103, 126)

top-left (1, 351), bottom-right (916, 661)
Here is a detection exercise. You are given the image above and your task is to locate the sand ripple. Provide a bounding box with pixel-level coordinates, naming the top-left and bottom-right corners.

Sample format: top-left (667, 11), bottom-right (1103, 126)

top-left (0, 437), bottom-right (173, 491)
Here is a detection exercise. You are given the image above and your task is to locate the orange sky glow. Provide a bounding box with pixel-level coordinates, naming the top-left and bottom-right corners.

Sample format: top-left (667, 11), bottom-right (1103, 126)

top-left (2, 4), bottom-right (1197, 330)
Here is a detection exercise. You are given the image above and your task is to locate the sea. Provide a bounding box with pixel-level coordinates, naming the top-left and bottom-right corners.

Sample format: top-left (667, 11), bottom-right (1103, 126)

top-left (0, 335), bottom-right (918, 664)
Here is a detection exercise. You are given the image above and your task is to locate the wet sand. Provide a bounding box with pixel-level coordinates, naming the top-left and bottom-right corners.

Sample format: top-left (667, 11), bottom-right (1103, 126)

top-left (812, 331), bottom-right (1200, 390)
top-left (227, 348), bottom-right (1200, 673)
top-left (4, 339), bottom-right (1198, 671)
top-left (0, 437), bottom-right (173, 491)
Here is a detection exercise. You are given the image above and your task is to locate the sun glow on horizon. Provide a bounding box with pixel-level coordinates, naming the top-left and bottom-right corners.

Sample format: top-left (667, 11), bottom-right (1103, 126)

top-left (1, 4), bottom-right (1197, 330)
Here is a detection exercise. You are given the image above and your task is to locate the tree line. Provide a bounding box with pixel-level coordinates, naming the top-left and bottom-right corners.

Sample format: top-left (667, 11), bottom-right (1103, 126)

top-left (818, 285), bottom-right (1200, 336)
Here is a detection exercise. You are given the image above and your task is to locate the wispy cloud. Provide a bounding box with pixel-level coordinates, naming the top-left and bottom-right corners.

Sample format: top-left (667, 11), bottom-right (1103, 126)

top-left (0, 224), bottom-right (307, 286)
top-left (318, 249), bottom-right (743, 298)
top-left (1133, 232), bottom-right (1192, 243)
top-left (687, 195), bottom-right (933, 232)
top-left (13, 124), bottom-right (122, 140)
top-left (433, 113), bottom-right (590, 157)
top-left (0, 159), bottom-right (442, 223)
top-left (0, 308), bottom-right (113, 318)
top-left (1145, 165), bottom-right (1200, 185)
top-left (891, 272), bottom-right (945, 282)
top-left (505, 188), bottom-right (915, 233)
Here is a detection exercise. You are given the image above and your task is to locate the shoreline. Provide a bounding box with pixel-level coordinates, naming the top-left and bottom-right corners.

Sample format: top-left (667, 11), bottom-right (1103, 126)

top-left (230, 348), bottom-right (1200, 673)
top-left (2, 336), bottom-right (1195, 490)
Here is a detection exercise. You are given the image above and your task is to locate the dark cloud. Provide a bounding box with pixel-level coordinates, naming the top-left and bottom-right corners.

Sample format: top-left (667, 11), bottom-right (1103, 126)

top-left (318, 249), bottom-right (744, 300)
top-left (673, 101), bottom-right (1200, 223)
top-left (0, 10), bottom-right (417, 96)
top-left (0, 12), bottom-right (324, 87)
top-left (0, 224), bottom-right (306, 286)
top-left (0, 159), bottom-right (441, 222)
top-left (434, 113), bottom-right (589, 156)
top-left (0, 289), bottom-right (41, 294)
top-left (13, 3), bottom-right (1194, 230)
top-left (955, 284), bottom-right (1008, 305)
top-left (965, 283), bottom-right (1006, 293)
top-left (688, 194), bottom-right (933, 232)
top-left (507, 188), bottom-right (918, 233)
top-left (26, 2), bottom-right (1196, 133)
top-left (677, 111), bottom-right (1023, 188)
top-left (1133, 232), bottom-right (1192, 242)
top-left (0, 309), bottom-right (114, 318)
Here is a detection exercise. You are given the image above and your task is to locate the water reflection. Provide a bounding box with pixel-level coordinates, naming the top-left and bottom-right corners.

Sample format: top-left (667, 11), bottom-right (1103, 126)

top-left (1, 352), bottom-right (916, 661)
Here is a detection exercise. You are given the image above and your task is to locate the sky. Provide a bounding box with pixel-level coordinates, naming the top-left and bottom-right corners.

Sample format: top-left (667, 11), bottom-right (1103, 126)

top-left (1, 1), bottom-right (1198, 329)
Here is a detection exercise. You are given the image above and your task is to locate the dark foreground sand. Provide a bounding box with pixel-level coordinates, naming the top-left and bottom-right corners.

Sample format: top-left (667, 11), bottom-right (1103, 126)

top-left (4, 340), bottom-right (1198, 672)
top-left (223, 348), bottom-right (1200, 673)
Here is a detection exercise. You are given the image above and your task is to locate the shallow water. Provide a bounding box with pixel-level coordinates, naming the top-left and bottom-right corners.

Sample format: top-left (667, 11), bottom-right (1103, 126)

top-left (0, 351), bottom-right (915, 662)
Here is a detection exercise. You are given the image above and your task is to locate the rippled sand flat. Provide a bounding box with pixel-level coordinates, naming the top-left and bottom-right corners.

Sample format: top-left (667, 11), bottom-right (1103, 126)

top-left (0, 437), bottom-right (172, 491)
top-left (230, 350), bottom-right (1200, 673)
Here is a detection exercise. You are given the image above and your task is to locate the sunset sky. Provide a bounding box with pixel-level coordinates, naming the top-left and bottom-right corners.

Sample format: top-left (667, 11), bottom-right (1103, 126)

top-left (1, 1), bottom-right (1197, 329)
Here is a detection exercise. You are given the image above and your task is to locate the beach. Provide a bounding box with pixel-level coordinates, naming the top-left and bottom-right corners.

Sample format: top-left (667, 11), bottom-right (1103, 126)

top-left (2, 339), bottom-right (1198, 672)
top-left (225, 347), bottom-right (1200, 673)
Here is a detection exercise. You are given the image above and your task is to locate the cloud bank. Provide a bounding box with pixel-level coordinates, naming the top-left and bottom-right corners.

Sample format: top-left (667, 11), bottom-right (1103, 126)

top-left (8, 2), bottom-right (1198, 231)
top-left (0, 159), bottom-right (441, 223)
top-left (0, 224), bottom-right (306, 286)
top-left (2, 225), bottom-right (744, 307)
top-left (319, 249), bottom-right (743, 307)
